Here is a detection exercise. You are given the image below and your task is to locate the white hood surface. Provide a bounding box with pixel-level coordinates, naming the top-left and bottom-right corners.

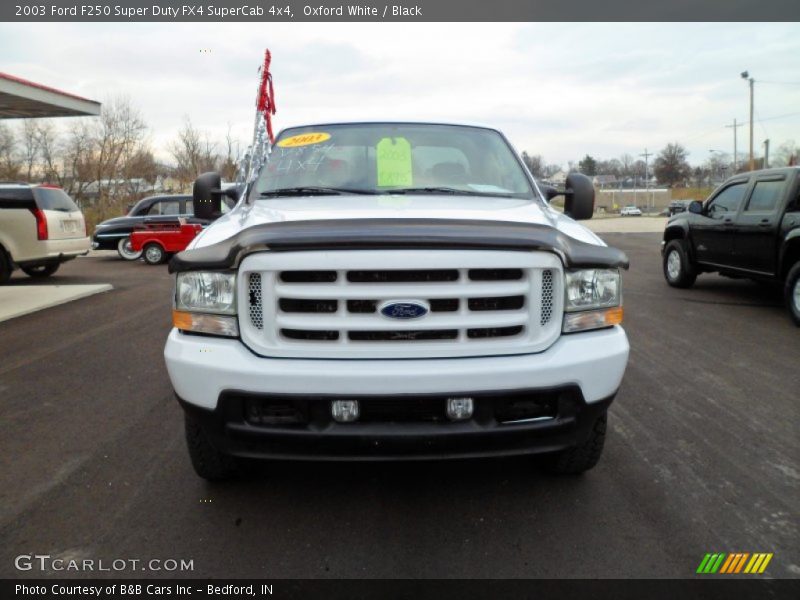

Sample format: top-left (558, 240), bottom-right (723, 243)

top-left (190, 194), bottom-right (605, 250)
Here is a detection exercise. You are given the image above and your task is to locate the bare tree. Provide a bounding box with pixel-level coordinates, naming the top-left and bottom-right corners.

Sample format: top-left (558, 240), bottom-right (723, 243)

top-left (61, 120), bottom-right (95, 199)
top-left (169, 118), bottom-right (220, 187)
top-left (0, 123), bottom-right (21, 180)
top-left (521, 152), bottom-right (546, 179)
top-left (92, 96), bottom-right (147, 197)
top-left (20, 120), bottom-right (40, 181)
top-left (772, 140), bottom-right (797, 168)
top-left (36, 121), bottom-right (62, 186)
top-left (218, 124), bottom-right (240, 182)
top-left (619, 153), bottom-right (634, 178)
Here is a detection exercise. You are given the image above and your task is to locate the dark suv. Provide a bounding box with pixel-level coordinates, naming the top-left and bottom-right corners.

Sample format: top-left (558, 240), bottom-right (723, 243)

top-left (661, 167), bottom-right (800, 324)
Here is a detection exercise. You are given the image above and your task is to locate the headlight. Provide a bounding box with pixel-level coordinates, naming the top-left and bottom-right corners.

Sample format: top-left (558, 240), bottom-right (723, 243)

top-left (175, 271), bottom-right (236, 314)
top-left (563, 269), bottom-right (623, 333)
top-left (564, 269), bottom-right (621, 312)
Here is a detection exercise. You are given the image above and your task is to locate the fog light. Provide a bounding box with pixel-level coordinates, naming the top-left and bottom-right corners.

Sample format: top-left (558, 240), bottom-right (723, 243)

top-left (331, 400), bottom-right (360, 423)
top-left (446, 397), bottom-right (474, 421)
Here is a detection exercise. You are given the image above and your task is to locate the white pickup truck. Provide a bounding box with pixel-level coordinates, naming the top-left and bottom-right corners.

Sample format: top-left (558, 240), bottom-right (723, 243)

top-left (164, 122), bottom-right (630, 480)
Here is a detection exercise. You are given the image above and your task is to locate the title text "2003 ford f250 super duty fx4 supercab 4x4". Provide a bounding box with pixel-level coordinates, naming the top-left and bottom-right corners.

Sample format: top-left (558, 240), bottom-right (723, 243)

top-left (163, 122), bottom-right (630, 480)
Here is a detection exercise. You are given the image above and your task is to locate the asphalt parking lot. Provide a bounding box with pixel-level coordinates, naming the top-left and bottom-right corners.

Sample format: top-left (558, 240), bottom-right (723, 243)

top-left (0, 232), bottom-right (798, 579)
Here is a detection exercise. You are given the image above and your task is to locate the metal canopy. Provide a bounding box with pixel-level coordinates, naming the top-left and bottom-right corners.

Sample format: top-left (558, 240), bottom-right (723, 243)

top-left (0, 72), bottom-right (101, 119)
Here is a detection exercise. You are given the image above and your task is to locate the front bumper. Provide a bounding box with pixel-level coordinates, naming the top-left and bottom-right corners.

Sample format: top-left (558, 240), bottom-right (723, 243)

top-left (165, 326), bottom-right (628, 460)
top-left (165, 325), bottom-right (629, 409)
top-left (178, 387), bottom-right (615, 461)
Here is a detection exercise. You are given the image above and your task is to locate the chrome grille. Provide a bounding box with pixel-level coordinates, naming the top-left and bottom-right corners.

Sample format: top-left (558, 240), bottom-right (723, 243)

top-left (240, 250), bottom-right (563, 359)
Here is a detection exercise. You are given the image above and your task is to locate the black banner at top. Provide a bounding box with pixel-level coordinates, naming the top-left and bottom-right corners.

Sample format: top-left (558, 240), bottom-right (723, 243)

top-left (2, 0), bottom-right (799, 22)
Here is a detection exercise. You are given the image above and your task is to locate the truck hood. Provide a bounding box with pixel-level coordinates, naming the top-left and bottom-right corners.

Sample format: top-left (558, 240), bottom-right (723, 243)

top-left (190, 195), bottom-right (605, 249)
top-left (171, 195), bottom-right (629, 273)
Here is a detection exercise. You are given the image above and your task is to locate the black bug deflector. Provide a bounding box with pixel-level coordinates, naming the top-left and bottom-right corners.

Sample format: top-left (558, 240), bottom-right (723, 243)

top-left (168, 218), bottom-right (629, 273)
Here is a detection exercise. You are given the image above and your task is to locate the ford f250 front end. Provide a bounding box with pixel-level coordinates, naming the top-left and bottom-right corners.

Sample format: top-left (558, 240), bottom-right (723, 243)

top-left (163, 122), bottom-right (630, 480)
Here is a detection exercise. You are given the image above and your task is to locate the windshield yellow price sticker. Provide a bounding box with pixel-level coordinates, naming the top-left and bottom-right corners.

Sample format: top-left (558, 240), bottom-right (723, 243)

top-left (376, 137), bottom-right (413, 187)
top-left (276, 132), bottom-right (331, 148)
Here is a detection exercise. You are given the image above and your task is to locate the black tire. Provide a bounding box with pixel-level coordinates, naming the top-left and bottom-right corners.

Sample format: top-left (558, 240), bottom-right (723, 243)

top-left (784, 262), bottom-right (800, 327)
top-left (0, 247), bottom-right (11, 285)
top-left (21, 263), bottom-right (60, 278)
top-left (663, 239), bottom-right (697, 288)
top-left (543, 412), bottom-right (607, 475)
top-left (143, 243), bottom-right (166, 265)
top-left (184, 413), bottom-right (239, 481)
top-left (117, 236), bottom-right (142, 261)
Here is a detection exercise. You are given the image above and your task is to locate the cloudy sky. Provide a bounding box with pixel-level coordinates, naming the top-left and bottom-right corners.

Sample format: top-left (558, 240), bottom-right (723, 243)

top-left (1, 22), bottom-right (799, 167)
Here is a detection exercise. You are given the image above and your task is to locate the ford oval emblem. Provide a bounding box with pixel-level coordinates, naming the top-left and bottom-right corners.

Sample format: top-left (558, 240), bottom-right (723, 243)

top-left (379, 300), bottom-right (429, 320)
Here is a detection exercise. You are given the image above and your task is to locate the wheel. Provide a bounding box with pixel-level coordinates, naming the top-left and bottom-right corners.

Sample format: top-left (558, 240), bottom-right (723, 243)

top-left (663, 239), bottom-right (697, 288)
top-left (21, 263), bottom-right (60, 278)
top-left (143, 243), bottom-right (166, 265)
top-left (785, 262), bottom-right (800, 327)
top-left (0, 247), bottom-right (11, 285)
top-left (543, 412), bottom-right (607, 475)
top-left (117, 236), bottom-right (142, 261)
top-left (184, 413), bottom-right (238, 481)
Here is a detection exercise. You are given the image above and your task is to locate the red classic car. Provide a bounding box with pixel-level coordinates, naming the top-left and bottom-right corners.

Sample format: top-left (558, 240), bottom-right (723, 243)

top-left (130, 218), bottom-right (203, 265)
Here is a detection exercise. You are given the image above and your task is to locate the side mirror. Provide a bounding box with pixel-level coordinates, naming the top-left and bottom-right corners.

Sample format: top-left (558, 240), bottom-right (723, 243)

top-left (540, 184), bottom-right (561, 201)
top-left (564, 173), bottom-right (595, 220)
top-left (193, 172), bottom-right (222, 221)
top-left (688, 200), bottom-right (703, 215)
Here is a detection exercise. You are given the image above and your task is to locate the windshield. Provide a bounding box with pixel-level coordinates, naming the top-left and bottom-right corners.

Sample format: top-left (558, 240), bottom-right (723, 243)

top-left (252, 123), bottom-right (535, 200)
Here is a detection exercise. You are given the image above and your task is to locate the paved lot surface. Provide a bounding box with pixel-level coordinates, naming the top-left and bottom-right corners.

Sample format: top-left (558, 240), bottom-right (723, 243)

top-left (0, 283), bottom-right (113, 322)
top-left (585, 215), bottom-right (668, 233)
top-left (0, 234), bottom-right (797, 579)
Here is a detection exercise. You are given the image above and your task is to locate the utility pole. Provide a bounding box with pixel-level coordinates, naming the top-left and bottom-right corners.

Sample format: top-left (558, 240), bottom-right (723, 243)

top-left (725, 118), bottom-right (743, 171)
top-left (764, 139), bottom-right (770, 169)
top-left (741, 71), bottom-right (755, 171)
top-left (640, 148), bottom-right (652, 213)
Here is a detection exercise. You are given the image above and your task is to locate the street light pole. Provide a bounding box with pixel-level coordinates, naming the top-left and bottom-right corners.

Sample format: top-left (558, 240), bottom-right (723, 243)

top-left (725, 118), bottom-right (743, 171)
top-left (741, 71), bottom-right (754, 171)
top-left (640, 148), bottom-right (652, 214)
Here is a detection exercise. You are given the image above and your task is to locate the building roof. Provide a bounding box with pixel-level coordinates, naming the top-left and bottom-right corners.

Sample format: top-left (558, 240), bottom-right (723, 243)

top-left (0, 72), bottom-right (101, 119)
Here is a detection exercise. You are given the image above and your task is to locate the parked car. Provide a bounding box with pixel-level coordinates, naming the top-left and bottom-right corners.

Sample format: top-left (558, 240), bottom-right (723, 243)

top-left (130, 219), bottom-right (203, 265)
top-left (92, 193), bottom-right (236, 260)
top-left (668, 199), bottom-right (693, 216)
top-left (164, 122), bottom-right (630, 480)
top-left (620, 205), bottom-right (642, 216)
top-left (662, 167), bottom-right (800, 324)
top-left (0, 183), bottom-right (90, 284)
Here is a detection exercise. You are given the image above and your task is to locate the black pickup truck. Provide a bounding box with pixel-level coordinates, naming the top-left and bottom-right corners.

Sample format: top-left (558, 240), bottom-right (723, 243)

top-left (661, 167), bottom-right (800, 325)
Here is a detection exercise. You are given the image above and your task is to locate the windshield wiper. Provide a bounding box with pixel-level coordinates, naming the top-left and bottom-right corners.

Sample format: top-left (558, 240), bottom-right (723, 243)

top-left (259, 186), bottom-right (375, 197)
top-left (387, 187), bottom-right (513, 197)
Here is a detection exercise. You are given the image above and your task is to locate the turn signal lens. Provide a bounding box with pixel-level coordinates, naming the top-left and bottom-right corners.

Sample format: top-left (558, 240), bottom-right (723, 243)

top-left (562, 306), bottom-right (623, 333)
top-left (172, 310), bottom-right (239, 337)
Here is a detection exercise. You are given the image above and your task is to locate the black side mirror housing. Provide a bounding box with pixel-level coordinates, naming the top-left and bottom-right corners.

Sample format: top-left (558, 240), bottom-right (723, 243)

top-left (688, 200), bottom-right (703, 215)
top-left (540, 184), bottom-right (561, 201)
top-left (564, 173), bottom-right (595, 220)
top-left (193, 172), bottom-right (224, 221)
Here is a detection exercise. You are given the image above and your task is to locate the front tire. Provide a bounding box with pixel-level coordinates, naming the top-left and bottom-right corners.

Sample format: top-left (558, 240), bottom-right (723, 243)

top-left (21, 263), bottom-right (60, 278)
top-left (117, 236), bottom-right (142, 261)
top-left (663, 239), bottom-right (697, 288)
top-left (544, 412), bottom-right (607, 475)
top-left (143, 243), bottom-right (166, 265)
top-left (785, 262), bottom-right (800, 327)
top-left (184, 414), bottom-right (238, 481)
